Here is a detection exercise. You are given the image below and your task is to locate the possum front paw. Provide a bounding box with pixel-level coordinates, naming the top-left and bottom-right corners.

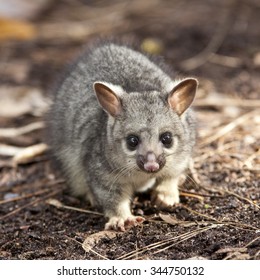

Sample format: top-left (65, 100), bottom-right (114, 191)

top-left (152, 177), bottom-right (180, 209)
top-left (105, 215), bottom-right (144, 232)
top-left (152, 189), bottom-right (180, 208)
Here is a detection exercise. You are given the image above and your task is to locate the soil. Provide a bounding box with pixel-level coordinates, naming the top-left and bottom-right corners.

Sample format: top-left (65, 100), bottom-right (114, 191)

top-left (0, 0), bottom-right (259, 260)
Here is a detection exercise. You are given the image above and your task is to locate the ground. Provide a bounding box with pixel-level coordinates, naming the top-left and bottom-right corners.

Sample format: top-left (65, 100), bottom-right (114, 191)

top-left (0, 0), bottom-right (259, 260)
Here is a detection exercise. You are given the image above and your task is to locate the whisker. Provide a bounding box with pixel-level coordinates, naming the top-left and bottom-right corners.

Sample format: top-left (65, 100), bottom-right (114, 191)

top-left (184, 173), bottom-right (200, 189)
top-left (107, 163), bottom-right (137, 192)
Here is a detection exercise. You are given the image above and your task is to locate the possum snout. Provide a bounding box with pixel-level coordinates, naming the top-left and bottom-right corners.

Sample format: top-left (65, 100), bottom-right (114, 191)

top-left (137, 152), bottom-right (165, 173)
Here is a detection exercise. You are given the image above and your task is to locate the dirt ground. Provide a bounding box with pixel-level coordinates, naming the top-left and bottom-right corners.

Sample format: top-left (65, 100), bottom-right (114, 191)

top-left (0, 0), bottom-right (259, 260)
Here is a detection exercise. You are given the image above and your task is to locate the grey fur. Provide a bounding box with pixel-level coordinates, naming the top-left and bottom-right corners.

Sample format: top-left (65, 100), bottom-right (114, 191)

top-left (48, 42), bottom-right (198, 230)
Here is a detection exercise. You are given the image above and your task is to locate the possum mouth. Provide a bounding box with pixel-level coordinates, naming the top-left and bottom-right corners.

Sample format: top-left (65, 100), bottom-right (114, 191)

top-left (137, 153), bottom-right (166, 173)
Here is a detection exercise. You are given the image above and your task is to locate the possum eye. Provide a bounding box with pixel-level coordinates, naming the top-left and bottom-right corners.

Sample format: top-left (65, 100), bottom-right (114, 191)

top-left (126, 135), bottom-right (139, 151)
top-left (160, 132), bottom-right (173, 148)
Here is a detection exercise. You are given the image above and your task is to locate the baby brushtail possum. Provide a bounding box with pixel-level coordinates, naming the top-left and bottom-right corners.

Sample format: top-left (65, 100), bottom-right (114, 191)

top-left (48, 42), bottom-right (198, 231)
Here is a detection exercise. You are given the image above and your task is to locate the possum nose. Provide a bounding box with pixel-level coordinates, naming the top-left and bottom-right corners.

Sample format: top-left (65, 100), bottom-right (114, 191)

top-left (144, 152), bottom-right (159, 172)
top-left (137, 152), bottom-right (164, 173)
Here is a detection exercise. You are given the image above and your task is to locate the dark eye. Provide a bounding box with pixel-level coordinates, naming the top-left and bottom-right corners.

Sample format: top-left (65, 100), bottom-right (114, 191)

top-left (126, 135), bottom-right (139, 151)
top-left (160, 132), bottom-right (173, 148)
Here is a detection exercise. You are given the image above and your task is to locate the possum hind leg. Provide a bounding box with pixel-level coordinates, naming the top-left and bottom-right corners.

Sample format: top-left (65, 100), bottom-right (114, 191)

top-left (58, 147), bottom-right (96, 206)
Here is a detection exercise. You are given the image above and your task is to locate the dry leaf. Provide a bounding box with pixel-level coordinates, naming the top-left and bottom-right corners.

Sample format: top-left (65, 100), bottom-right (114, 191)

top-left (82, 231), bottom-right (119, 253)
top-left (215, 247), bottom-right (248, 254)
top-left (0, 86), bottom-right (50, 118)
top-left (159, 213), bottom-right (181, 226)
top-left (159, 213), bottom-right (208, 227)
top-left (159, 213), bottom-right (197, 227)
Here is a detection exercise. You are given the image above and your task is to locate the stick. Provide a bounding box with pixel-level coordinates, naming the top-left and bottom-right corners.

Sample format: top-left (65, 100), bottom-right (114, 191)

top-left (46, 198), bottom-right (103, 216)
top-left (12, 143), bottom-right (49, 165)
top-left (0, 122), bottom-right (44, 138)
top-left (0, 144), bottom-right (24, 156)
top-left (208, 53), bottom-right (242, 67)
top-left (224, 189), bottom-right (260, 210)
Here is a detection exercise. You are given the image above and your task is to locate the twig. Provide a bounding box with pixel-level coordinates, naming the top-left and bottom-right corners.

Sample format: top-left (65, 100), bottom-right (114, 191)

top-left (0, 189), bottom-right (61, 220)
top-left (180, 205), bottom-right (259, 231)
top-left (222, 166), bottom-right (260, 173)
top-left (0, 121), bottom-right (44, 138)
top-left (199, 109), bottom-right (259, 146)
top-left (0, 179), bottom-right (64, 205)
top-left (0, 178), bottom-right (64, 193)
top-left (12, 143), bottom-right (49, 165)
top-left (0, 189), bottom-right (51, 205)
top-left (0, 159), bottom-right (13, 168)
top-left (221, 235), bottom-right (260, 260)
top-left (179, 191), bottom-right (204, 201)
top-left (118, 224), bottom-right (222, 260)
top-left (208, 53), bottom-right (242, 67)
top-left (180, 205), bottom-right (219, 222)
top-left (244, 236), bottom-right (260, 248)
top-left (224, 189), bottom-right (260, 210)
top-left (194, 141), bottom-right (242, 163)
top-left (179, 189), bottom-right (224, 199)
top-left (46, 198), bottom-right (103, 216)
top-left (151, 225), bottom-right (220, 256)
top-left (0, 143), bottom-right (48, 161)
top-left (254, 250), bottom-right (260, 259)
top-left (0, 144), bottom-right (24, 156)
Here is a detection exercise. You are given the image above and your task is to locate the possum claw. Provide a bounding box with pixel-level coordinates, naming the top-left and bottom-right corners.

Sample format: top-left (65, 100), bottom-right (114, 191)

top-left (105, 215), bottom-right (144, 231)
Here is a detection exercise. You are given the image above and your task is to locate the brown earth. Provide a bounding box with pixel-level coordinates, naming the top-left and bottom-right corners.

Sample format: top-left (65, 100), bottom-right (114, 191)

top-left (0, 0), bottom-right (259, 260)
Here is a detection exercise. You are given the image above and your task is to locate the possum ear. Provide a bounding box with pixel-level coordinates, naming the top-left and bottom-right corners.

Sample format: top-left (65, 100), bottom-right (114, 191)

top-left (168, 78), bottom-right (198, 115)
top-left (93, 82), bottom-right (122, 117)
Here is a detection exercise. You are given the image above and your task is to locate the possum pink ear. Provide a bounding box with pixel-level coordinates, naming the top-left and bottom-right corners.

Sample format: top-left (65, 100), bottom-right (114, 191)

top-left (93, 82), bottom-right (122, 117)
top-left (168, 78), bottom-right (198, 115)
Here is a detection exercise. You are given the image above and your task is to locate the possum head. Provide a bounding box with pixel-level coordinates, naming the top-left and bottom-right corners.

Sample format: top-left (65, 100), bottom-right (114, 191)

top-left (93, 79), bottom-right (197, 181)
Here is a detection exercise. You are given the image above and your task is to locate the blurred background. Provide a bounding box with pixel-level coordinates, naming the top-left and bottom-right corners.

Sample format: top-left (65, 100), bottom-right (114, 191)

top-left (0, 0), bottom-right (259, 93)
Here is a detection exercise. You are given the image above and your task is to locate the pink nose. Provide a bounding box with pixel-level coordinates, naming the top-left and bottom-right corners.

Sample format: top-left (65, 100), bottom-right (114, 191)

top-left (137, 152), bottom-right (165, 173)
top-left (144, 153), bottom-right (160, 172)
